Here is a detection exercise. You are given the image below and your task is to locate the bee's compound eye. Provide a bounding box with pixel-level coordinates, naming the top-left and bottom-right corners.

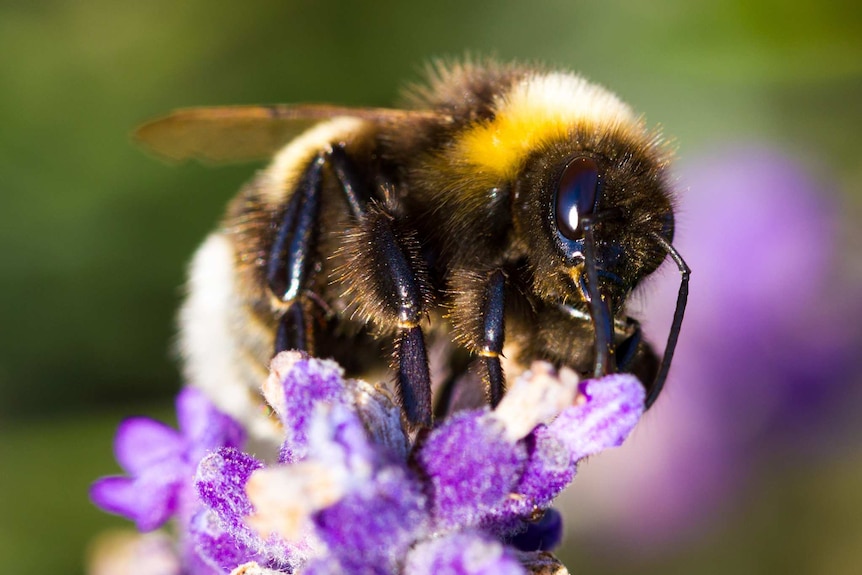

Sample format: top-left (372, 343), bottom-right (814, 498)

top-left (555, 156), bottom-right (599, 240)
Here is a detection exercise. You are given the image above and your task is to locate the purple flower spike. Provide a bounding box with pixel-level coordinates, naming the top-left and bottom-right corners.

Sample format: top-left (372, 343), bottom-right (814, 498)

top-left (419, 410), bottom-right (528, 531)
top-left (404, 530), bottom-right (526, 575)
top-left (92, 351), bottom-right (646, 573)
top-left (90, 387), bottom-right (246, 531)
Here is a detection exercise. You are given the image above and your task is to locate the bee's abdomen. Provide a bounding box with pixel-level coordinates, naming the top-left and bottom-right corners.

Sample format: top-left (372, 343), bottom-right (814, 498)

top-left (177, 232), bottom-right (281, 447)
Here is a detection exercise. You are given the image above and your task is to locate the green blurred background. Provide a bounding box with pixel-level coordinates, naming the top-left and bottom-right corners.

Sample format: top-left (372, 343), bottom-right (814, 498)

top-left (1, 1), bottom-right (861, 573)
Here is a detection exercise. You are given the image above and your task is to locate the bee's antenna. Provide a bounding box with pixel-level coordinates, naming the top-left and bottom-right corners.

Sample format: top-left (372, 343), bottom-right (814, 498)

top-left (647, 233), bottom-right (690, 407)
top-left (582, 220), bottom-right (615, 377)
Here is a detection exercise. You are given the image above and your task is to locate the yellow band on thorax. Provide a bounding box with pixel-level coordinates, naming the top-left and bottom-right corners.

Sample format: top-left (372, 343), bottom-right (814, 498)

top-left (454, 72), bottom-right (638, 181)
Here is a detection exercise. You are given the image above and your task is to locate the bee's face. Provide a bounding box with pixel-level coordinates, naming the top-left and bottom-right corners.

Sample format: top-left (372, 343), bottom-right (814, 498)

top-left (514, 135), bottom-right (674, 314)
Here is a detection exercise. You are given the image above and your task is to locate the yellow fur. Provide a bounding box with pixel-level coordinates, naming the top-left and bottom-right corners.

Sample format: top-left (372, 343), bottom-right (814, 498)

top-left (455, 72), bottom-right (640, 181)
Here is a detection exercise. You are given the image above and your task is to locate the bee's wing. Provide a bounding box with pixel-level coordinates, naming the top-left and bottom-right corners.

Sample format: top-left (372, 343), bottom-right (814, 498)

top-left (134, 104), bottom-right (447, 164)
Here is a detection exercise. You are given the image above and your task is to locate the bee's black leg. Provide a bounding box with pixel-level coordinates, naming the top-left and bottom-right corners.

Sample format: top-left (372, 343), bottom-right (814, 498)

top-left (370, 208), bottom-right (433, 428)
top-left (433, 348), bottom-right (474, 419)
top-left (326, 144), bottom-right (368, 220)
top-left (275, 303), bottom-right (310, 354)
top-left (396, 323), bottom-right (433, 428)
top-left (267, 154), bottom-right (326, 354)
top-left (615, 317), bottom-right (643, 373)
top-left (479, 269), bottom-right (507, 407)
top-left (327, 145), bottom-right (434, 428)
top-left (448, 267), bottom-right (508, 408)
top-left (582, 220), bottom-right (615, 377)
top-left (647, 233), bottom-right (691, 408)
top-left (266, 145), bottom-right (391, 357)
top-left (265, 145), bottom-right (434, 426)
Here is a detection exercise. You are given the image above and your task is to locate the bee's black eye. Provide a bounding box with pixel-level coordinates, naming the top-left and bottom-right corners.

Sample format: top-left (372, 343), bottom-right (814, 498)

top-left (555, 156), bottom-right (599, 240)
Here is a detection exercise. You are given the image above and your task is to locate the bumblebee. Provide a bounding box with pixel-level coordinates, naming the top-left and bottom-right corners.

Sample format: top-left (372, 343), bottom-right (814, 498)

top-left (137, 59), bottom-right (689, 434)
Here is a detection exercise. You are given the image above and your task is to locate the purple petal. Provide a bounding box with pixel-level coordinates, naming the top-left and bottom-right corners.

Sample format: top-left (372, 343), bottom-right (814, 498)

top-left (90, 474), bottom-right (178, 531)
top-left (312, 465), bottom-right (427, 573)
top-left (274, 355), bottom-right (351, 463)
top-left (502, 425), bottom-right (575, 521)
top-left (404, 530), bottom-right (526, 575)
top-left (195, 448), bottom-right (263, 532)
top-left (418, 410), bottom-right (527, 530)
top-left (188, 509), bottom-right (265, 573)
top-left (311, 403), bottom-right (382, 474)
top-left (177, 387), bottom-right (246, 455)
top-left (550, 374), bottom-right (644, 461)
top-left (487, 375), bottom-right (644, 530)
top-left (114, 417), bottom-right (185, 475)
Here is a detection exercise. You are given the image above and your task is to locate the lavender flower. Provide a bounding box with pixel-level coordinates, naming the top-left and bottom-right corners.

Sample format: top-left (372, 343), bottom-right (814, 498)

top-left (90, 387), bottom-right (245, 531)
top-left (195, 353), bottom-right (642, 574)
top-left (91, 351), bottom-right (646, 574)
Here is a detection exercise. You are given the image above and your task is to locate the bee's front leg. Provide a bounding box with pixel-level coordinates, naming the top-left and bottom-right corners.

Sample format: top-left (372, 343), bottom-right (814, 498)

top-left (615, 317), bottom-right (644, 373)
top-left (478, 269), bottom-right (507, 407)
top-left (614, 317), bottom-right (660, 402)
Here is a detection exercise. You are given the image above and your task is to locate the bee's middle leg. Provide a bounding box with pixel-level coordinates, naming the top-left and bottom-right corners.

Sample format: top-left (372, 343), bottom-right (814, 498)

top-left (327, 146), bottom-right (435, 428)
top-left (338, 204), bottom-right (435, 428)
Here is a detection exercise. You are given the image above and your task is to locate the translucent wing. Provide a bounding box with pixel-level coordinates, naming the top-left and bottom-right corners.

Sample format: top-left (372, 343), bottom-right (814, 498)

top-left (134, 104), bottom-right (446, 164)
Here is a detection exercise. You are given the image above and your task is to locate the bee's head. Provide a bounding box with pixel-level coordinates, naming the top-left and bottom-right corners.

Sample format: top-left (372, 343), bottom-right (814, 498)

top-left (513, 135), bottom-right (674, 316)
top-left (425, 70), bottom-right (675, 316)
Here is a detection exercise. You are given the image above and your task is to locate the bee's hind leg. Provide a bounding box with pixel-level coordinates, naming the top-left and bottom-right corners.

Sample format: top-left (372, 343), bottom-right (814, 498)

top-left (267, 153), bottom-right (327, 355)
